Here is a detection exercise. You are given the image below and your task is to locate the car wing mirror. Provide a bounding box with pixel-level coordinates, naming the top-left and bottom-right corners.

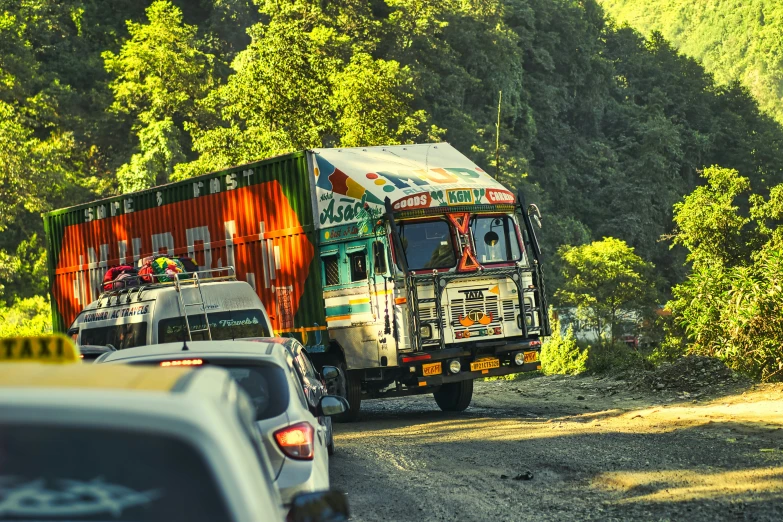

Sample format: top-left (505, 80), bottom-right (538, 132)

top-left (317, 395), bottom-right (349, 417)
top-left (321, 365), bottom-right (340, 381)
top-left (287, 490), bottom-right (349, 522)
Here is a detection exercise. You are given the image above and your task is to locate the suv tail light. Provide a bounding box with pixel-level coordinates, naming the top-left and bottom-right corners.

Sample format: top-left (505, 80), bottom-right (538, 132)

top-left (274, 422), bottom-right (314, 460)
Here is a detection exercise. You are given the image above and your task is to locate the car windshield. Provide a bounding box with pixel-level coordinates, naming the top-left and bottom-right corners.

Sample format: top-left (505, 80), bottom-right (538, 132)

top-left (398, 220), bottom-right (456, 270)
top-left (157, 309), bottom-right (270, 343)
top-left (0, 425), bottom-right (232, 522)
top-left (470, 215), bottom-right (523, 264)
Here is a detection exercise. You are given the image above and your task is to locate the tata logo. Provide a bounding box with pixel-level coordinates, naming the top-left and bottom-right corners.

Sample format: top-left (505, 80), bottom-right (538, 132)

top-left (458, 310), bottom-right (493, 327)
top-left (458, 289), bottom-right (485, 300)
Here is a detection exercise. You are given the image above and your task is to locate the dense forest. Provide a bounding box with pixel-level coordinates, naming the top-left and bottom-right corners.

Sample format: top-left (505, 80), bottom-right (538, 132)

top-left (1, 0), bottom-right (782, 376)
top-left (599, 0), bottom-right (783, 125)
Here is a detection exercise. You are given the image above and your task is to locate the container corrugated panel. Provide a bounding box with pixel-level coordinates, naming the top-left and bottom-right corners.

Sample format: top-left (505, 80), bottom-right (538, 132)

top-left (43, 152), bottom-right (326, 339)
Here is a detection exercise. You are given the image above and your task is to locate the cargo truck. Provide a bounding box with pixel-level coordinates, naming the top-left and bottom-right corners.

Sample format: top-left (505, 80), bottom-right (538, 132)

top-left (44, 143), bottom-right (550, 419)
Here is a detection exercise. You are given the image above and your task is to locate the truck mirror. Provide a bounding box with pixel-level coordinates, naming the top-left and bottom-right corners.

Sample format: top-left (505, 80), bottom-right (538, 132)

top-left (372, 241), bottom-right (387, 274)
top-left (528, 204), bottom-right (542, 229)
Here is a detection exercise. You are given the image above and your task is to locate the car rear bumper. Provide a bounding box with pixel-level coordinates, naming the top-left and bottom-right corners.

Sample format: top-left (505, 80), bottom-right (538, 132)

top-left (276, 454), bottom-right (329, 505)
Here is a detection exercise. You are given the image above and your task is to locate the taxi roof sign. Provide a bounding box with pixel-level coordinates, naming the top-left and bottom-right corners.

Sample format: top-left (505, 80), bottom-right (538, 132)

top-left (0, 334), bottom-right (81, 363)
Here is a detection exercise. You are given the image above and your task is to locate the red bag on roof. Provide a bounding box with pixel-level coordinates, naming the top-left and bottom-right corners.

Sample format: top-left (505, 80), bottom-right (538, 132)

top-left (102, 265), bottom-right (138, 291)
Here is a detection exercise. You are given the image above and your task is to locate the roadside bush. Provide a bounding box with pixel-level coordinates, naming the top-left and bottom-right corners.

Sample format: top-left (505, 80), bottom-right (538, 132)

top-left (666, 167), bottom-right (783, 381)
top-left (585, 341), bottom-right (651, 375)
top-left (540, 314), bottom-right (588, 375)
top-left (0, 296), bottom-right (52, 338)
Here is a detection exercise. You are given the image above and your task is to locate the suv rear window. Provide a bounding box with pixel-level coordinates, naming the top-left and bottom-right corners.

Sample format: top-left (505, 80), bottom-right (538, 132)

top-left (157, 309), bottom-right (270, 343)
top-left (0, 425), bottom-right (232, 522)
top-left (223, 363), bottom-right (290, 421)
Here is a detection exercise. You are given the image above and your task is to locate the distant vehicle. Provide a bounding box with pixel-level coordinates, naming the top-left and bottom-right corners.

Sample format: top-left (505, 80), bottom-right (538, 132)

top-left (66, 268), bottom-right (273, 350)
top-left (77, 343), bottom-right (116, 361)
top-left (97, 339), bottom-right (349, 504)
top-left (0, 339), bottom-right (349, 522)
top-left (45, 143), bottom-right (550, 419)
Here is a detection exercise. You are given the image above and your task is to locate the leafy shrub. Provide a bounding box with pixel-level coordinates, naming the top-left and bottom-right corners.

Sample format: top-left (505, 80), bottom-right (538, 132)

top-left (666, 167), bottom-right (783, 381)
top-left (584, 341), bottom-right (651, 375)
top-left (540, 314), bottom-right (588, 375)
top-left (0, 296), bottom-right (52, 338)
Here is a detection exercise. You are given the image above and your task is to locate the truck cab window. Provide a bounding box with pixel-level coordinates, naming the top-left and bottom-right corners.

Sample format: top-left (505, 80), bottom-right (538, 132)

top-left (323, 255), bottom-right (340, 286)
top-left (470, 215), bottom-right (522, 264)
top-left (349, 252), bottom-right (367, 281)
top-left (399, 220), bottom-right (456, 270)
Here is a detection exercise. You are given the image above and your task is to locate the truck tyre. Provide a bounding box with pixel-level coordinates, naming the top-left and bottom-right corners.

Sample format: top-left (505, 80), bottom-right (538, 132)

top-left (433, 379), bottom-right (474, 412)
top-left (334, 365), bottom-right (362, 423)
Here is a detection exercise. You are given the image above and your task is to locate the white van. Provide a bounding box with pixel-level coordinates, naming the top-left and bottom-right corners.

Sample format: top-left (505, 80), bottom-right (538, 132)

top-left (68, 268), bottom-right (274, 349)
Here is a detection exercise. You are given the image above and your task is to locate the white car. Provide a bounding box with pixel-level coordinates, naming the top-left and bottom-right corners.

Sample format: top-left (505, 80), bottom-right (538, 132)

top-left (97, 339), bottom-right (349, 504)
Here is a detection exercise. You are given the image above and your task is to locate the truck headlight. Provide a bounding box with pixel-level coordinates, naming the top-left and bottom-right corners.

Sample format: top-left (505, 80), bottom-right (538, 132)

top-left (448, 359), bottom-right (461, 374)
top-left (513, 352), bottom-right (525, 366)
top-left (421, 325), bottom-right (432, 339)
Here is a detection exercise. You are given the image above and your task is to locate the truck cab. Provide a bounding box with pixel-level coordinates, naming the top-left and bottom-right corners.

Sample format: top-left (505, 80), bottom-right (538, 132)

top-left (307, 144), bottom-right (550, 419)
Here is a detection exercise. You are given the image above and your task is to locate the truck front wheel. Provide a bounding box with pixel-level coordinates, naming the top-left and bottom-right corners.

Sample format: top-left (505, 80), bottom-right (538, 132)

top-left (335, 366), bottom-right (362, 422)
top-left (433, 379), bottom-right (474, 412)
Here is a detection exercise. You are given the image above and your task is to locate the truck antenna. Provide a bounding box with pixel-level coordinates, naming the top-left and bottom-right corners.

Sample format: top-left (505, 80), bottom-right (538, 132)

top-left (495, 90), bottom-right (502, 181)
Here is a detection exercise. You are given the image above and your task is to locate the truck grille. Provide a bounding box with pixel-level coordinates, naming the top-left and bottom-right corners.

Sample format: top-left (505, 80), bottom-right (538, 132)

top-left (449, 296), bottom-right (501, 328)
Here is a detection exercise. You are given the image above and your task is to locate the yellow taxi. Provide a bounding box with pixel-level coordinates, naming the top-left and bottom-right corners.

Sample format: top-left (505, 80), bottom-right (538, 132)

top-left (0, 335), bottom-right (348, 522)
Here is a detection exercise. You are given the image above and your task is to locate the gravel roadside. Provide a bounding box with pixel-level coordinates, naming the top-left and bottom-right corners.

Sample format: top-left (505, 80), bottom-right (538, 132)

top-left (330, 375), bottom-right (783, 521)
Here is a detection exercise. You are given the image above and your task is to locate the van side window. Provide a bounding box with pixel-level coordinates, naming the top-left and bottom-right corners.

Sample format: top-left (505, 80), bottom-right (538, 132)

top-left (349, 251), bottom-right (367, 282)
top-left (157, 309), bottom-right (269, 344)
top-left (324, 255), bottom-right (340, 286)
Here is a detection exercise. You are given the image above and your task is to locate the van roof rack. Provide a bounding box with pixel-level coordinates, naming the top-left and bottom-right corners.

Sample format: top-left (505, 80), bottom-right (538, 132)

top-left (96, 267), bottom-right (237, 307)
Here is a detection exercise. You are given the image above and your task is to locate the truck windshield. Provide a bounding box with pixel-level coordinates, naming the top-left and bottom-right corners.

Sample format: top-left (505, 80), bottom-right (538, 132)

top-left (470, 215), bottom-right (522, 264)
top-left (399, 220), bottom-right (456, 270)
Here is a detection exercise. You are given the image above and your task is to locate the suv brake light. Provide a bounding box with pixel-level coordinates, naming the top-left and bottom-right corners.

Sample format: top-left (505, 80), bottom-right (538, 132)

top-left (274, 422), bottom-right (314, 460)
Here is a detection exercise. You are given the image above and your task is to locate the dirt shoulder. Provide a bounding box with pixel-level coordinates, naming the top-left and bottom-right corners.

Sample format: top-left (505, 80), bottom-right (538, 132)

top-left (330, 373), bottom-right (783, 521)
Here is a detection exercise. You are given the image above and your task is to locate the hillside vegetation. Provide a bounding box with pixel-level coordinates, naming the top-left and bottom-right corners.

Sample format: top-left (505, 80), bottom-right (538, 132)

top-left (1, 0), bottom-right (782, 377)
top-left (599, 0), bottom-right (783, 125)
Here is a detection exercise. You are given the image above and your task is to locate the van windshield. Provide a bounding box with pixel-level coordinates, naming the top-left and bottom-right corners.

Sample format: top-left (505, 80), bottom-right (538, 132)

top-left (158, 309), bottom-right (270, 343)
top-left (80, 322), bottom-right (148, 350)
top-left (0, 425), bottom-right (232, 522)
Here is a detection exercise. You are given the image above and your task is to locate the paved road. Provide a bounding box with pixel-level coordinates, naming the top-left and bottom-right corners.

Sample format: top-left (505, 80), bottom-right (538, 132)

top-left (330, 376), bottom-right (783, 521)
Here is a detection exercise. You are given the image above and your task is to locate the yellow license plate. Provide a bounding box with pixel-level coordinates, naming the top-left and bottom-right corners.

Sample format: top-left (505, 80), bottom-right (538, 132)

top-left (523, 351), bottom-right (539, 363)
top-left (422, 362), bottom-right (442, 376)
top-left (470, 358), bottom-right (500, 372)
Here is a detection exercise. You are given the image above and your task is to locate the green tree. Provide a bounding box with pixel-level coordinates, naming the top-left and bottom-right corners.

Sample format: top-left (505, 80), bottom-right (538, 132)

top-left (599, 0), bottom-right (783, 125)
top-left (176, 2), bottom-right (433, 178)
top-left (666, 166), bottom-right (783, 380)
top-left (540, 309), bottom-right (588, 375)
top-left (556, 237), bottom-right (657, 347)
top-left (104, 0), bottom-right (216, 191)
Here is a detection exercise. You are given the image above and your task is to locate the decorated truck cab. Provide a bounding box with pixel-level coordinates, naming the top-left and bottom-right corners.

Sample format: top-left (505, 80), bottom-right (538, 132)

top-left (44, 143), bottom-right (549, 419)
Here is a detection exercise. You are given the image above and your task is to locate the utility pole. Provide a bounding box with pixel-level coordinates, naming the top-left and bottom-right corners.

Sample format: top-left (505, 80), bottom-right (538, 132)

top-left (495, 90), bottom-right (502, 180)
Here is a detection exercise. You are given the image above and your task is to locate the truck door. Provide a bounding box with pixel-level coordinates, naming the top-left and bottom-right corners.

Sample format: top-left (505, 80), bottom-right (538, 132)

top-left (320, 237), bottom-right (394, 369)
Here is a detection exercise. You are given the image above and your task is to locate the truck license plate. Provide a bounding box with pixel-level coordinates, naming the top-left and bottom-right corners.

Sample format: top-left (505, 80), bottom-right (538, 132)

top-left (523, 351), bottom-right (539, 363)
top-left (470, 358), bottom-right (500, 372)
top-left (422, 362), bottom-right (442, 376)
